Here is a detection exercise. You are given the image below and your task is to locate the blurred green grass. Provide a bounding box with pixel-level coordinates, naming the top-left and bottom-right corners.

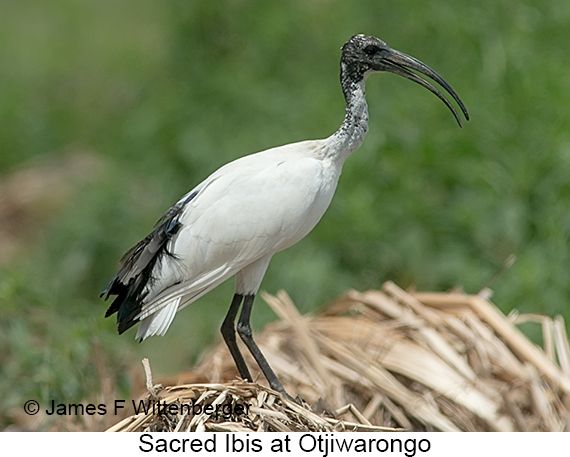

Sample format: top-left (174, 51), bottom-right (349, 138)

top-left (2, 0), bottom-right (570, 428)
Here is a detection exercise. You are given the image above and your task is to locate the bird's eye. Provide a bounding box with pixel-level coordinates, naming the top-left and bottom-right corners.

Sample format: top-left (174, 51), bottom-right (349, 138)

top-left (364, 45), bottom-right (380, 56)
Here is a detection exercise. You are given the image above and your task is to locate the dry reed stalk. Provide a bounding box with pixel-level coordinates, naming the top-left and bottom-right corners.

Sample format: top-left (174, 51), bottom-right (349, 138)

top-left (108, 282), bottom-right (570, 432)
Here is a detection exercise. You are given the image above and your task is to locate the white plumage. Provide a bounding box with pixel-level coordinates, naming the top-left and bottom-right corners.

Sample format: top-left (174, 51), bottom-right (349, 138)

top-left (137, 143), bottom-right (337, 336)
top-left (103, 34), bottom-right (468, 394)
top-left (134, 139), bottom-right (346, 335)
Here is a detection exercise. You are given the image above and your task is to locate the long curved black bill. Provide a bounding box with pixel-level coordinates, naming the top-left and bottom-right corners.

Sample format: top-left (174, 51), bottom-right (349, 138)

top-left (382, 48), bottom-right (469, 127)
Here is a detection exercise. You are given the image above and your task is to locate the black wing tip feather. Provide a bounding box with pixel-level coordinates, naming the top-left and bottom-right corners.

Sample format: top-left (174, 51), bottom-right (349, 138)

top-left (102, 280), bottom-right (145, 333)
top-left (103, 289), bottom-right (143, 333)
top-left (117, 313), bottom-right (139, 334)
top-left (104, 306), bottom-right (116, 319)
top-left (100, 259), bottom-right (145, 333)
top-left (101, 276), bottom-right (126, 318)
top-left (101, 196), bottom-right (191, 335)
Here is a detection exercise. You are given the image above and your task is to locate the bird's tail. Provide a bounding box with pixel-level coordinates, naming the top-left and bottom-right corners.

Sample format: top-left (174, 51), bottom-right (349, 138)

top-left (135, 296), bottom-right (181, 340)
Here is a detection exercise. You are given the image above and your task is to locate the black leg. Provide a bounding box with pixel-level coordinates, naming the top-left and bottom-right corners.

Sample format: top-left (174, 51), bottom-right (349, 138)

top-left (236, 294), bottom-right (286, 395)
top-left (221, 293), bottom-right (252, 382)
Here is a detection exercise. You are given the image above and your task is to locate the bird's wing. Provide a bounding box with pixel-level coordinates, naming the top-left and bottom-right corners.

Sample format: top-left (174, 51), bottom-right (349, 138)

top-left (104, 140), bottom-right (333, 336)
top-left (173, 146), bottom-right (333, 270)
top-left (101, 185), bottom-right (204, 331)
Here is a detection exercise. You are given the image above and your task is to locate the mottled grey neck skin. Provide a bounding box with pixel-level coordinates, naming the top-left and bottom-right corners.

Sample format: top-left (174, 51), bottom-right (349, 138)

top-left (326, 59), bottom-right (370, 164)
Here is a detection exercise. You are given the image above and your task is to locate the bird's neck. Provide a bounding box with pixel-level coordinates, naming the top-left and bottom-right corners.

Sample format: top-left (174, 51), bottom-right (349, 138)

top-left (327, 78), bottom-right (369, 163)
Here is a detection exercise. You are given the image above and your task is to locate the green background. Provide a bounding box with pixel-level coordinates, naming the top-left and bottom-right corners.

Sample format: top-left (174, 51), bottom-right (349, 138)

top-left (2, 0), bottom-right (569, 428)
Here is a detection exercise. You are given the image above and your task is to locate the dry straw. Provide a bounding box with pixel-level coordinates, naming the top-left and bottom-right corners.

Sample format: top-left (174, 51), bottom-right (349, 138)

top-left (108, 282), bottom-right (570, 432)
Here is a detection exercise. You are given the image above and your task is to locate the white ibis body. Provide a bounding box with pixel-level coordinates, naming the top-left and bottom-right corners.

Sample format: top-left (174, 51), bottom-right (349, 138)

top-left (103, 34), bottom-right (468, 395)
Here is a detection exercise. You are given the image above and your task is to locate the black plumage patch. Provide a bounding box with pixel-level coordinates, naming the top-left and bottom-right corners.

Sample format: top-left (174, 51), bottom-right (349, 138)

top-left (102, 190), bottom-right (198, 334)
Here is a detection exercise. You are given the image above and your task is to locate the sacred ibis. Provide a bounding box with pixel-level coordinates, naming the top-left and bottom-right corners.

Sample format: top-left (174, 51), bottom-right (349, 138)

top-left (102, 34), bottom-right (468, 395)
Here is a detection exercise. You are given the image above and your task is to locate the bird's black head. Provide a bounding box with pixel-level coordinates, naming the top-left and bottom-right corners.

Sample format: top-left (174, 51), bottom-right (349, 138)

top-left (340, 34), bottom-right (469, 127)
top-left (341, 34), bottom-right (390, 82)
